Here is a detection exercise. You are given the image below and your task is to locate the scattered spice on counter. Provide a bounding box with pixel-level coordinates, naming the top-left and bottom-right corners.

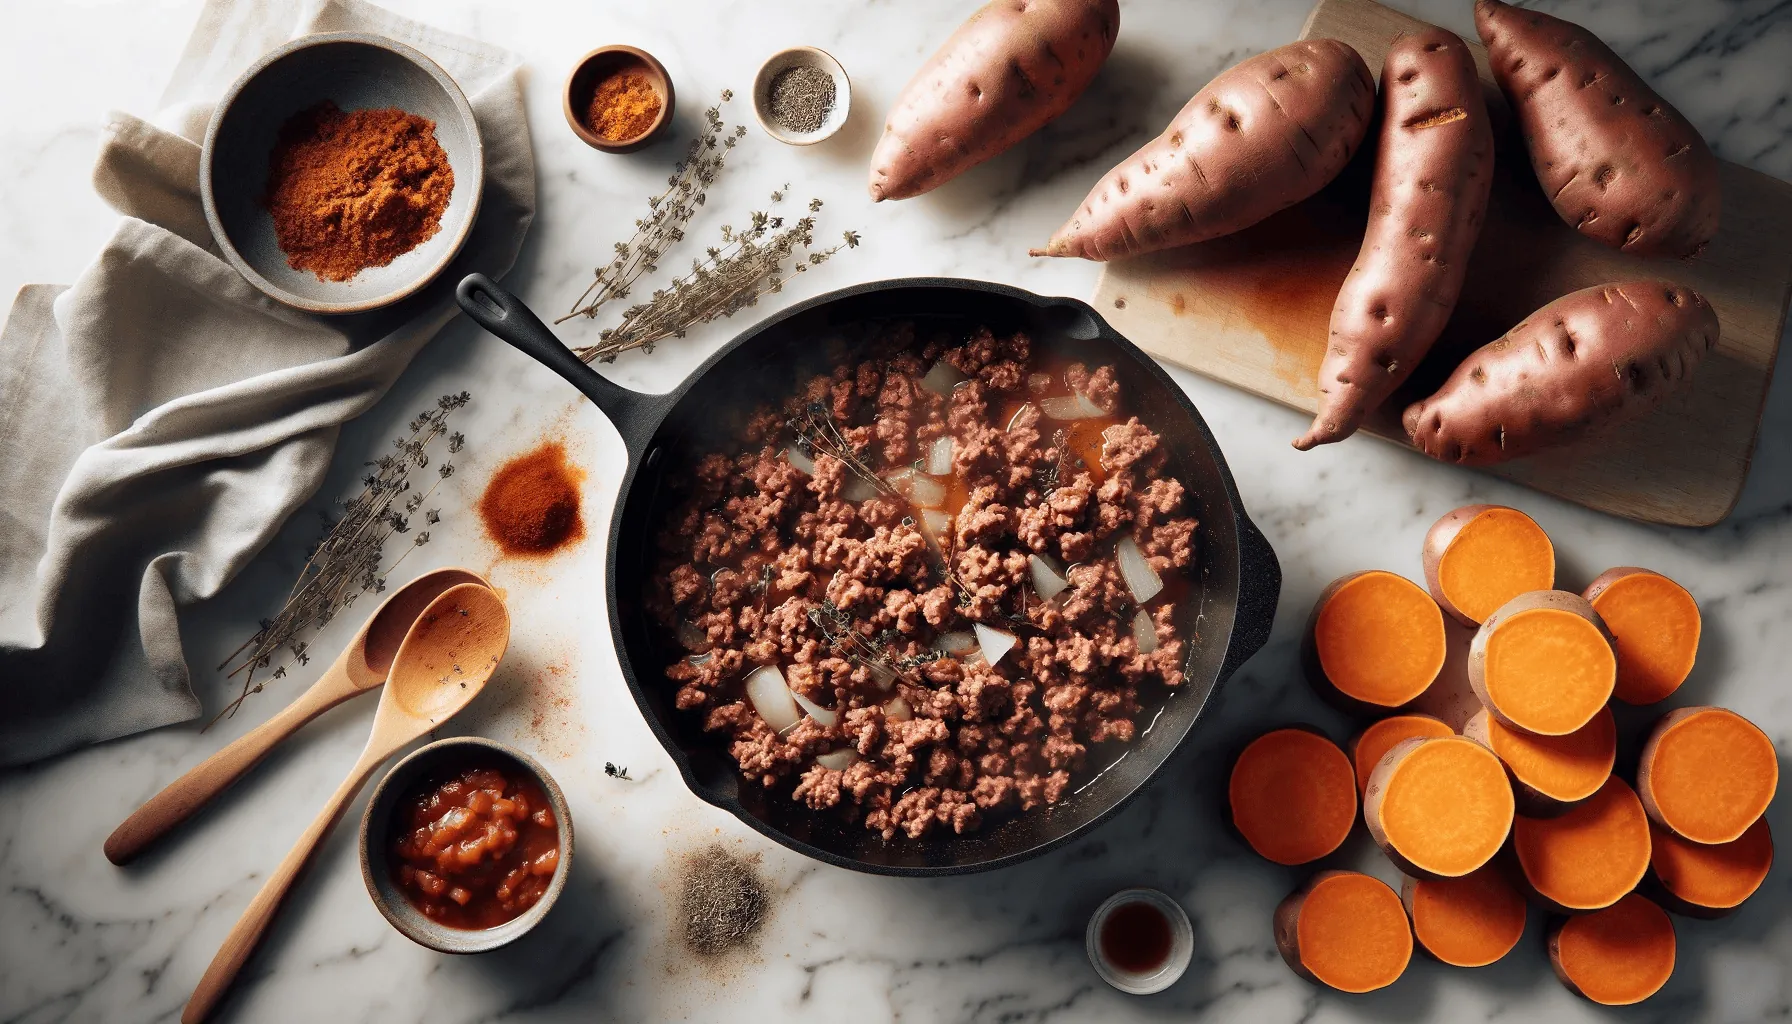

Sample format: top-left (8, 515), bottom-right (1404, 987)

top-left (478, 441), bottom-right (584, 556)
top-left (262, 101), bottom-right (454, 282)
top-left (678, 844), bottom-right (769, 957)
top-left (584, 65), bottom-right (663, 142)
top-left (767, 65), bottom-right (835, 135)
top-left (215, 392), bottom-right (468, 724)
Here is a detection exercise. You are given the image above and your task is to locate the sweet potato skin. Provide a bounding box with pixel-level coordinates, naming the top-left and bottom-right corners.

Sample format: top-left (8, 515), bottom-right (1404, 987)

top-left (1295, 29), bottom-right (1493, 450)
top-left (868, 0), bottom-right (1119, 202)
top-left (1475, 0), bottom-right (1719, 258)
top-left (1033, 39), bottom-right (1373, 260)
top-left (1401, 280), bottom-right (1718, 466)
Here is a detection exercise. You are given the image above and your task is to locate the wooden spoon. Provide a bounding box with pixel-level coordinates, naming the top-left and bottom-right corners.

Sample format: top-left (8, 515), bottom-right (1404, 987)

top-left (104, 567), bottom-right (491, 865)
top-left (182, 582), bottom-right (510, 1024)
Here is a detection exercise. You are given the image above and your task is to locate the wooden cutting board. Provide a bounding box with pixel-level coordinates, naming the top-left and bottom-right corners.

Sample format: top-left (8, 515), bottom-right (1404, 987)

top-left (1091, 0), bottom-right (1792, 527)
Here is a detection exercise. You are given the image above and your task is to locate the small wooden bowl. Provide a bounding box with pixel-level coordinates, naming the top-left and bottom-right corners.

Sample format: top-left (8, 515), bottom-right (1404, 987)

top-left (564, 45), bottom-right (674, 153)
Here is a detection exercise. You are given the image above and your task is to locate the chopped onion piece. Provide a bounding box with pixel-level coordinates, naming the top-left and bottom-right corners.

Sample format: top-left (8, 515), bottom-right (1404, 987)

top-left (815, 749), bottom-right (861, 771)
top-left (1133, 609), bottom-right (1159, 654)
top-left (677, 619), bottom-right (710, 651)
top-left (884, 697), bottom-right (912, 721)
top-left (867, 662), bottom-right (898, 691)
top-left (687, 652), bottom-right (712, 667)
top-left (1028, 553), bottom-right (1069, 601)
top-left (782, 446), bottom-right (816, 476)
top-left (1039, 393), bottom-right (1105, 420)
top-left (842, 477), bottom-right (880, 502)
top-left (927, 436), bottom-right (955, 476)
top-left (920, 509), bottom-right (952, 536)
top-left (920, 359), bottom-right (968, 396)
top-left (1116, 533), bottom-right (1163, 603)
top-left (908, 473), bottom-right (947, 508)
top-left (790, 686), bottom-right (839, 728)
top-left (746, 665), bottom-right (801, 734)
top-left (934, 631), bottom-right (978, 655)
top-left (974, 623), bottom-right (1018, 666)
top-left (1007, 402), bottom-right (1037, 433)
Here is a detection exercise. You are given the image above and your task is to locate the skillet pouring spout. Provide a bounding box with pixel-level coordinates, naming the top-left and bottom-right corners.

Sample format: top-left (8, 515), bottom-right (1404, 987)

top-left (456, 274), bottom-right (661, 452)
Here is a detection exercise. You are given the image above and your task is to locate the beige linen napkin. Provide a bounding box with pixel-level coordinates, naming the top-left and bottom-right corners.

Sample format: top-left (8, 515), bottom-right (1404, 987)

top-left (0, 0), bottom-right (535, 766)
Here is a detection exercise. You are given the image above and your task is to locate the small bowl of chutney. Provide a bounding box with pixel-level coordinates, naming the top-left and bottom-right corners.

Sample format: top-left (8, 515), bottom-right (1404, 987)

top-left (360, 736), bottom-right (573, 953)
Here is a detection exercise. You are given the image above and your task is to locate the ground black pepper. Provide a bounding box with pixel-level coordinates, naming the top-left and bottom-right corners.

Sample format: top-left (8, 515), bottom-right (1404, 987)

top-left (767, 66), bottom-right (836, 135)
top-left (677, 844), bottom-right (769, 957)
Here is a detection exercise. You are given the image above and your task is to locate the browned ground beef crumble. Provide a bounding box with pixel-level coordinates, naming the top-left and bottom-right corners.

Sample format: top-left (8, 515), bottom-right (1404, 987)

top-left (648, 324), bottom-right (1197, 840)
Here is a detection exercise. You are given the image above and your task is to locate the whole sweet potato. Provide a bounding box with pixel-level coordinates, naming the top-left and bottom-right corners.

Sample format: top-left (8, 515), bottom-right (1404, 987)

top-left (1401, 280), bottom-right (1719, 465)
top-left (1032, 39), bottom-right (1374, 261)
top-left (1476, 0), bottom-right (1719, 258)
top-left (868, 0), bottom-right (1119, 202)
top-left (1295, 28), bottom-right (1493, 451)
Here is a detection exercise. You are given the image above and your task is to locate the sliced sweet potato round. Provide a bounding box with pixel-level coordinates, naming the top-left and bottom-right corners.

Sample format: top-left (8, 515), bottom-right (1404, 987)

top-left (1514, 775), bottom-right (1652, 913)
top-left (1584, 567), bottom-right (1700, 705)
top-left (1464, 706), bottom-right (1615, 817)
top-left (1305, 571), bottom-right (1447, 712)
top-left (1468, 590), bottom-right (1615, 736)
top-left (1350, 714), bottom-right (1454, 797)
top-left (1365, 737), bottom-right (1514, 879)
top-left (1422, 505), bottom-right (1555, 625)
top-left (1648, 817), bottom-right (1773, 919)
top-left (1228, 728), bottom-right (1357, 865)
top-left (1548, 893), bottom-right (1676, 1006)
top-left (1274, 870), bottom-right (1413, 993)
top-left (1401, 865), bottom-right (1527, 968)
top-left (1638, 706), bottom-right (1778, 845)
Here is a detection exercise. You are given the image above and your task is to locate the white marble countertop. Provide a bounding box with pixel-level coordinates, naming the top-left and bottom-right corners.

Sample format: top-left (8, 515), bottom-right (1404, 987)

top-left (4, 0), bottom-right (1791, 1021)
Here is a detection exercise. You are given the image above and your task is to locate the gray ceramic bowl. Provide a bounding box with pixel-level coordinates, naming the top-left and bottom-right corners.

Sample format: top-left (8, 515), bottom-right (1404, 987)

top-left (201, 32), bottom-right (484, 314)
top-left (360, 737), bottom-right (573, 954)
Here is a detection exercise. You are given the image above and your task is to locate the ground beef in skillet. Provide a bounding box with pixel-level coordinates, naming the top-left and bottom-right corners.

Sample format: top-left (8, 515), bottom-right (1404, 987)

top-left (649, 323), bottom-right (1197, 840)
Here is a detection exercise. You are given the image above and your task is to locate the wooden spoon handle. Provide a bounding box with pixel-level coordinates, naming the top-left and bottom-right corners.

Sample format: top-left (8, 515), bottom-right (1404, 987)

top-left (104, 664), bottom-right (364, 865)
top-left (182, 751), bottom-right (383, 1024)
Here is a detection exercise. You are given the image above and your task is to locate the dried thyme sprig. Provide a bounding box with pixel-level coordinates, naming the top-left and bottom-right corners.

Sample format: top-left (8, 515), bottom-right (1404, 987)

top-left (789, 400), bottom-right (896, 498)
top-left (561, 93), bottom-right (746, 326)
top-left (809, 595), bottom-right (909, 683)
top-left (572, 188), bottom-right (861, 363)
top-left (210, 392), bottom-right (471, 725)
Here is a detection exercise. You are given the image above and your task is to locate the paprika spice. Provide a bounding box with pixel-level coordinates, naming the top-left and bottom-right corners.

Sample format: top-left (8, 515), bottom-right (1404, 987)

top-left (584, 67), bottom-right (663, 142)
top-left (479, 442), bottom-right (585, 556)
top-left (263, 100), bottom-right (454, 282)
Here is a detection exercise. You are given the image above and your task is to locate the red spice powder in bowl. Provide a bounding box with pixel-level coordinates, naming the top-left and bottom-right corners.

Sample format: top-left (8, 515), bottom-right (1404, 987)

top-left (563, 45), bottom-right (675, 153)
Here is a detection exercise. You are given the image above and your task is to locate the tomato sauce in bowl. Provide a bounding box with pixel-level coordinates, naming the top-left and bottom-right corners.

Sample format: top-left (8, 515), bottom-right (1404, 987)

top-left (390, 761), bottom-right (561, 930)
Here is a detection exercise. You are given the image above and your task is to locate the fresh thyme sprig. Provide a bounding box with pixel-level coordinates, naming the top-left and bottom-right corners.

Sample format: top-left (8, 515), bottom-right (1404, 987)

top-left (561, 93), bottom-right (745, 326)
top-left (573, 190), bottom-right (860, 363)
top-left (210, 392), bottom-right (470, 726)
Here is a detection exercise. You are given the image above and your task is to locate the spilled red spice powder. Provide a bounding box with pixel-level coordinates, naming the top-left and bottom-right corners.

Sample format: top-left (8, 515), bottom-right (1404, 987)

top-left (479, 441), bottom-right (585, 555)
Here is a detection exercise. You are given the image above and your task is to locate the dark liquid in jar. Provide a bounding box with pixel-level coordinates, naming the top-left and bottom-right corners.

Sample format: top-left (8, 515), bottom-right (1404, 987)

top-left (390, 760), bottom-right (561, 930)
top-left (1100, 900), bottom-right (1173, 974)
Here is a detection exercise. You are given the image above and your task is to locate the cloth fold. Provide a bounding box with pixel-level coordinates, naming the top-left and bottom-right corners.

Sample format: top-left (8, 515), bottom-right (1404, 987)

top-left (0, 0), bottom-right (535, 767)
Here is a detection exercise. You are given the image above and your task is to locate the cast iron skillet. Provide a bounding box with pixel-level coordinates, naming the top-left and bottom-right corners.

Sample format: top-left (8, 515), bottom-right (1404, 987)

top-left (455, 273), bottom-right (1280, 876)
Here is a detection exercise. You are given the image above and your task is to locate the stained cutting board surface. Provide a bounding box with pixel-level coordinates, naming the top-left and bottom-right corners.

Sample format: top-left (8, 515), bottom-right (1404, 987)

top-left (1091, 0), bottom-right (1792, 527)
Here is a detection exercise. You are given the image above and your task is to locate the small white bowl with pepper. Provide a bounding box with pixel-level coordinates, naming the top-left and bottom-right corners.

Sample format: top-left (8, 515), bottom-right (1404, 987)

top-left (752, 46), bottom-right (850, 145)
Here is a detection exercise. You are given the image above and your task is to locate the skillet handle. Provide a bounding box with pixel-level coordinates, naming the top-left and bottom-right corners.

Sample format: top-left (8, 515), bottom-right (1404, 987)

top-left (456, 274), bottom-right (656, 444)
top-left (1218, 517), bottom-right (1281, 682)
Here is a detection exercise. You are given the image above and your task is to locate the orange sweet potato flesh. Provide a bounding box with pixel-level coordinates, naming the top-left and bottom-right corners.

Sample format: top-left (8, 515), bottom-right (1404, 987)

top-left (1470, 591), bottom-right (1614, 736)
top-left (1351, 715), bottom-right (1454, 796)
top-left (1549, 893), bottom-right (1676, 1006)
top-left (1638, 707), bottom-right (1778, 844)
top-left (1229, 728), bottom-right (1357, 865)
top-left (1424, 505), bottom-right (1555, 625)
top-left (1402, 866), bottom-right (1526, 968)
top-left (1402, 281), bottom-right (1720, 466)
top-left (1515, 776), bottom-right (1652, 912)
top-left (867, 0), bottom-right (1120, 202)
top-left (1650, 818), bottom-right (1773, 917)
top-left (1584, 568), bottom-right (1700, 705)
top-left (1275, 871), bottom-right (1413, 993)
top-left (1476, 0), bottom-right (1719, 258)
top-left (1295, 28), bottom-right (1493, 450)
top-left (1365, 737), bottom-right (1514, 879)
top-left (1311, 571), bottom-right (1447, 708)
top-left (1033, 39), bottom-right (1373, 261)
top-left (1465, 706), bottom-right (1615, 816)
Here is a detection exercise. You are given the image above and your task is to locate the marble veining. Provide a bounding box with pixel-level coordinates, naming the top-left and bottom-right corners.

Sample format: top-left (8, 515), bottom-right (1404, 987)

top-left (3, 0), bottom-right (1792, 1021)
